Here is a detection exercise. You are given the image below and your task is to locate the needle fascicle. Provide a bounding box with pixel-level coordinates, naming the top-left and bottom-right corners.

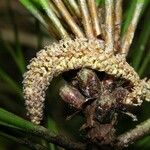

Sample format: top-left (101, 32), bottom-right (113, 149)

top-left (79, 0), bottom-right (94, 39)
top-left (114, 0), bottom-right (122, 52)
top-left (121, 1), bottom-right (144, 56)
top-left (48, 1), bottom-right (61, 18)
top-left (87, 0), bottom-right (101, 37)
top-left (105, 0), bottom-right (115, 53)
top-left (67, 0), bottom-right (81, 18)
top-left (40, 0), bottom-right (69, 38)
top-left (53, 0), bottom-right (85, 38)
top-left (97, 6), bottom-right (105, 39)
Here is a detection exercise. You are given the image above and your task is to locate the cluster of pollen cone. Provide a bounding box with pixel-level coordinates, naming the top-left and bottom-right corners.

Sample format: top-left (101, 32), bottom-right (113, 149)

top-left (23, 0), bottom-right (150, 125)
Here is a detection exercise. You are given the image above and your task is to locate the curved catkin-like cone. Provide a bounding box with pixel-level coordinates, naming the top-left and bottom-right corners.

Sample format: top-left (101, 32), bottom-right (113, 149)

top-left (23, 38), bottom-right (146, 124)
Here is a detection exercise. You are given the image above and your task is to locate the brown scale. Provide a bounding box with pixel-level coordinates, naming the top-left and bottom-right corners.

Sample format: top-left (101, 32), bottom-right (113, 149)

top-left (59, 68), bottom-right (134, 144)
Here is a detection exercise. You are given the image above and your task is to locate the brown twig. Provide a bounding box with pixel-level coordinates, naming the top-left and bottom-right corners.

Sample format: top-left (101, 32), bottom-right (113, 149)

top-left (31, 126), bottom-right (86, 150)
top-left (121, 2), bottom-right (144, 56)
top-left (0, 132), bottom-right (48, 150)
top-left (116, 118), bottom-right (150, 148)
top-left (114, 0), bottom-right (122, 52)
top-left (87, 0), bottom-right (101, 37)
top-left (53, 0), bottom-right (85, 38)
top-left (105, 0), bottom-right (115, 52)
top-left (1, 117), bottom-right (85, 150)
top-left (78, 0), bottom-right (94, 39)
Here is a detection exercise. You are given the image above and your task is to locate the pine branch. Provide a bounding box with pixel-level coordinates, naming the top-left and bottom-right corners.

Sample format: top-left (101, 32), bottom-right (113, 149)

top-left (116, 118), bottom-right (150, 148)
top-left (34, 126), bottom-right (86, 150)
top-left (0, 132), bottom-right (48, 150)
top-left (0, 108), bottom-right (86, 150)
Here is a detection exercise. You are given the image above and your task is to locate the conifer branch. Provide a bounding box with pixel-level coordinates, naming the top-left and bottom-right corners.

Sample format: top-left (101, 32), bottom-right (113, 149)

top-left (116, 118), bottom-right (150, 148)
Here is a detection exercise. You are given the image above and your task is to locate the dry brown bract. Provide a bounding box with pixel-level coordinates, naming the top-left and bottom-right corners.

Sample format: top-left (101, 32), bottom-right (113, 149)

top-left (23, 38), bottom-right (150, 124)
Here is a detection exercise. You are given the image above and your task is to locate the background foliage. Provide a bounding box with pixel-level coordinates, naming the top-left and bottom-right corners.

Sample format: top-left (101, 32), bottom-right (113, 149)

top-left (0, 0), bottom-right (150, 149)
